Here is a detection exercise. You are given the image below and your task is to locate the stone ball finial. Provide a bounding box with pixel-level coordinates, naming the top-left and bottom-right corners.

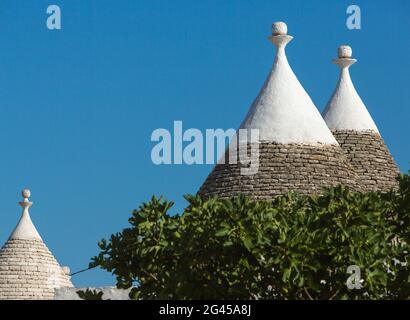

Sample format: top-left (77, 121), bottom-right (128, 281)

top-left (338, 45), bottom-right (352, 58)
top-left (272, 22), bottom-right (288, 36)
top-left (22, 188), bottom-right (31, 199)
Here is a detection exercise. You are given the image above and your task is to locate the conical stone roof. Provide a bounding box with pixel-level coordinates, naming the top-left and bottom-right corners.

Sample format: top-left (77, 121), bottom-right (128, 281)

top-left (198, 23), bottom-right (360, 199)
top-left (322, 46), bottom-right (399, 192)
top-left (0, 189), bottom-right (73, 300)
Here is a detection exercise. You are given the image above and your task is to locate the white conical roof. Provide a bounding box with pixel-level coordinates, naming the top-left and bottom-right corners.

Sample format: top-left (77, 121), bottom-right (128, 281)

top-left (9, 189), bottom-right (42, 241)
top-left (0, 189), bottom-right (73, 300)
top-left (322, 45), bottom-right (379, 132)
top-left (240, 22), bottom-right (338, 145)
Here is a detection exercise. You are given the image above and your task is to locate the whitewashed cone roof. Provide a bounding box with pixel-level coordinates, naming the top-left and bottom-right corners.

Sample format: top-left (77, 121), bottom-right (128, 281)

top-left (8, 189), bottom-right (42, 241)
top-left (0, 189), bottom-right (73, 300)
top-left (240, 22), bottom-right (338, 145)
top-left (322, 45), bottom-right (379, 132)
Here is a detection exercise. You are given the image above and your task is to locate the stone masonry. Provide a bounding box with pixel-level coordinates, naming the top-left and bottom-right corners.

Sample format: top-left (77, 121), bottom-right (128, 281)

top-left (0, 239), bottom-right (73, 300)
top-left (332, 130), bottom-right (400, 192)
top-left (198, 142), bottom-right (361, 199)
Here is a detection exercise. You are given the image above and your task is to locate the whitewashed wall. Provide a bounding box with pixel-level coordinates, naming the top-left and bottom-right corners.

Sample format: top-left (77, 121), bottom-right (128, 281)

top-left (55, 287), bottom-right (132, 300)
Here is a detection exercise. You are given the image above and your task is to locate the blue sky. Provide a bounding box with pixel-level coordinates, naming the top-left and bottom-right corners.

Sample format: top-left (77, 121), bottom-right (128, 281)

top-left (0, 0), bottom-right (408, 287)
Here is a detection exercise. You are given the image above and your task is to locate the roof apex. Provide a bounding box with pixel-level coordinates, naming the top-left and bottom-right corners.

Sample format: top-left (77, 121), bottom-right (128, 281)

top-left (8, 189), bottom-right (42, 241)
top-left (323, 45), bottom-right (379, 133)
top-left (240, 22), bottom-right (338, 145)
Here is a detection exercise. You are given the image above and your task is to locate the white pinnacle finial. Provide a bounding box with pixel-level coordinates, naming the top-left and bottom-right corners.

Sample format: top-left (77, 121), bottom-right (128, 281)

top-left (268, 21), bottom-right (293, 48)
top-left (333, 44), bottom-right (356, 68)
top-left (19, 188), bottom-right (33, 208)
top-left (338, 45), bottom-right (352, 58)
top-left (9, 188), bottom-right (42, 240)
top-left (22, 188), bottom-right (31, 200)
top-left (271, 21), bottom-right (287, 35)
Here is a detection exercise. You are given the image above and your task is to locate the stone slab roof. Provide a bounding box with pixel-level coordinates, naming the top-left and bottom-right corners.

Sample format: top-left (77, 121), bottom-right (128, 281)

top-left (199, 142), bottom-right (360, 199)
top-left (331, 130), bottom-right (399, 192)
top-left (0, 189), bottom-right (73, 300)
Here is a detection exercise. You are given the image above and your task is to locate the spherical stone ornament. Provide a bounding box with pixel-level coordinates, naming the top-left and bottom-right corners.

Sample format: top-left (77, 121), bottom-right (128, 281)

top-left (22, 189), bottom-right (31, 199)
top-left (338, 45), bottom-right (352, 58)
top-left (272, 22), bottom-right (287, 35)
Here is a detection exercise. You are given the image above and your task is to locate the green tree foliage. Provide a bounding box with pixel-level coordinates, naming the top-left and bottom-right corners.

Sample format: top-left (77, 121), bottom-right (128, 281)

top-left (77, 289), bottom-right (105, 300)
top-left (91, 173), bottom-right (410, 300)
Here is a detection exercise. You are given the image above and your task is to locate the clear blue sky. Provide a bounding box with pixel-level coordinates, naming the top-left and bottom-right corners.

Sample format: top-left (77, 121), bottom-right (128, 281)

top-left (0, 0), bottom-right (408, 287)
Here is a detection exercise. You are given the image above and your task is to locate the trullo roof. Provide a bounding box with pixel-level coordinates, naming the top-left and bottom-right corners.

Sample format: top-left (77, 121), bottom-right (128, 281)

top-left (198, 23), bottom-right (360, 199)
top-left (322, 46), bottom-right (399, 192)
top-left (0, 189), bottom-right (73, 300)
